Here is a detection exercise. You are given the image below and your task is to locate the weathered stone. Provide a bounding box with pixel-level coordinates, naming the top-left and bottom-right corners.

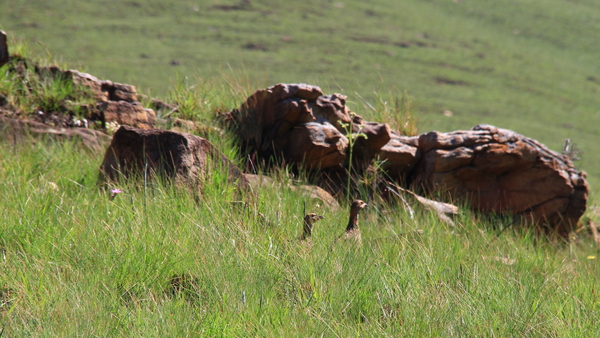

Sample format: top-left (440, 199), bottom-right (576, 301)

top-left (412, 124), bottom-right (588, 234)
top-left (0, 30), bottom-right (8, 68)
top-left (378, 131), bottom-right (420, 180)
top-left (385, 183), bottom-right (458, 226)
top-left (352, 122), bottom-right (391, 170)
top-left (104, 81), bottom-right (139, 102)
top-left (99, 126), bottom-right (247, 190)
top-left (98, 101), bottom-right (156, 130)
top-left (64, 71), bottom-right (139, 103)
top-left (64, 70), bottom-right (109, 102)
top-left (312, 94), bottom-right (354, 133)
top-left (222, 83), bottom-right (373, 171)
top-left (0, 115), bottom-right (111, 152)
top-left (286, 122), bottom-right (348, 169)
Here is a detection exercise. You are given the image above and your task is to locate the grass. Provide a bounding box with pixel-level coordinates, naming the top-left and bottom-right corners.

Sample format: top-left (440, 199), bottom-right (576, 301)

top-left (1, 1), bottom-right (600, 335)
top-left (1, 139), bottom-right (599, 336)
top-left (1, 0), bottom-right (599, 186)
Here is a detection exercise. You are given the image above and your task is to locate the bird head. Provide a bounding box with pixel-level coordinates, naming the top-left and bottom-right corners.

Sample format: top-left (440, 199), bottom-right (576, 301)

top-left (350, 199), bottom-right (368, 212)
top-left (305, 213), bottom-right (325, 224)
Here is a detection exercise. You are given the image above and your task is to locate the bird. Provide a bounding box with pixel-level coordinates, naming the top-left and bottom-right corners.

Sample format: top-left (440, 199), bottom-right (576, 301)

top-left (342, 199), bottom-right (368, 244)
top-left (300, 213), bottom-right (325, 241)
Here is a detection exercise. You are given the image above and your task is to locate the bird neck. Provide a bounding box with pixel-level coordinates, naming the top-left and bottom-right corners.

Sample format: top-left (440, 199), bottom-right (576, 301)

top-left (346, 209), bottom-right (360, 231)
top-left (302, 219), bottom-right (313, 239)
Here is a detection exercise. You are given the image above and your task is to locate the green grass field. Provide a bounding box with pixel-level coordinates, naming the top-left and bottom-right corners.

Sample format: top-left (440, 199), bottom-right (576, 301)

top-left (1, 0), bottom-right (600, 336)
top-left (1, 140), bottom-right (599, 336)
top-left (1, 0), bottom-right (599, 186)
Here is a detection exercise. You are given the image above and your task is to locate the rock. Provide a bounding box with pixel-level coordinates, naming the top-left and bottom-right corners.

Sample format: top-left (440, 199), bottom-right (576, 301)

top-left (312, 94), bottom-right (354, 133)
top-left (0, 30), bottom-right (9, 68)
top-left (98, 101), bottom-right (156, 130)
top-left (286, 122), bottom-right (348, 169)
top-left (222, 83), bottom-right (394, 172)
top-left (64, 71), bottom-right (141, 103)
top-left (64, 70), bottom-right (109, 102)
top-left (99, 126), bottom-right (247, 190)
top-left (352, 122), bottom-right (392, 170)
top-left (102, 81), bottom-right (139, 102)
top-left (384, 182), bottom-right (458, 225)
top-left (0, 115), bottom-right (111, 152)
top-left (411, 124), bottom-right (588, 234)
top-left (378, 131), bottom-right (420, 181)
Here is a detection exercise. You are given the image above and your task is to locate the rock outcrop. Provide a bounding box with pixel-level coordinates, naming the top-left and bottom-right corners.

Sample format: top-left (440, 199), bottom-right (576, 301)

top-left (99, 126), bottom-right (247, 190)
top-left (221, 83), bottom-right (396, 172)
top-left (411, 124), bottom-right (588, 234)
top-left (64, 70), bottom-right (155, 129)
top-left (223, 85), bottom-right (589, 234)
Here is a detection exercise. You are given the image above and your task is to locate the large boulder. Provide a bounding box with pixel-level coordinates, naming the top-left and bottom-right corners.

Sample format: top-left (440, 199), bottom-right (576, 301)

top-left (221, 83), bottom-right (391, 171)
top-left (99, 126), bottom-right (247, 190)
top-left (411, 124), bottom-right (588, 234)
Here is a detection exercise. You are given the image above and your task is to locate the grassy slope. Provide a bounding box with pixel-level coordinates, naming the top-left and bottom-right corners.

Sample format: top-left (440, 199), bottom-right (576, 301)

top-left (1, 0), bottom-right (599, 188)
top-left (1, 1), bottom-right (600, 336)
top-left (1, 142), bottom-right (599, 336)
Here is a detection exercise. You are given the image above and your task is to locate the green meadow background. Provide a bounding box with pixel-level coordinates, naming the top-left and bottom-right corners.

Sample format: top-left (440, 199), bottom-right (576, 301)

top-left (1, 1), bottom-right (600, 336)
top-left (2, 0), bottom-right (599, 186)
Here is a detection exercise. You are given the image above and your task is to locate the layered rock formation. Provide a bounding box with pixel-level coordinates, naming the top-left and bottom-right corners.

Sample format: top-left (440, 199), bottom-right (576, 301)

top-left (220, 83), bottom-right (397, 172)
top-left (411, 124), bottom-right (588, 234)
top-left (223, 84), bottom-right (589, 234)
top-left (65, 70), bottom-right (156, 129)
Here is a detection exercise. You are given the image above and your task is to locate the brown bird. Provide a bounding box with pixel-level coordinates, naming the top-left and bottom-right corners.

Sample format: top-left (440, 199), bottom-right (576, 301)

top-left (300, 213), bottom-right (325, 240)
top-left (342, 199), bottom-right (368, 244)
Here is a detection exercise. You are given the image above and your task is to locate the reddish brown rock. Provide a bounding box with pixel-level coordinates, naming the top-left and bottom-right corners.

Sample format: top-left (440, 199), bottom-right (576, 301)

top-left (0, 115), bottom-right (111, 152)
top-left (64, 70), bottom-right (141, 103)
top-left (222, 83), bottom-right (388, 172)
top-left (312, 94), bottom-right (354, 133)
top-left (64, 70), bottom-right (109, 102)
top-left (352, 122), bottom-right (392, 170)
top-left (102, 81), bottom-right (139, 102)
top-left (99, 126), bottom-right (247, 190)
top-left (379, 131), bottom-right (420, 181)
top-left (0, 30), bottom-right (8, 68)
top-left (412, 124), bottom-right (588, 234)
top-left (98, 101), bottom-right (156, 130)
top-left (286, 122), bottom-right (348, 169)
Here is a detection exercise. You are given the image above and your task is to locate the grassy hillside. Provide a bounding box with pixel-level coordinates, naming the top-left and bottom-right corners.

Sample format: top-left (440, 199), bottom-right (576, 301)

top-left (2, 3), bottom-right (600, 335)
top-left (1, 139), bottom-right (599, 336)
top-left (1, 0), bottom-right (599, 189)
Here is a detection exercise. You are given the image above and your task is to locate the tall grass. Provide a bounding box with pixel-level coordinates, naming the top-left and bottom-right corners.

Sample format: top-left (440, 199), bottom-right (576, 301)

top-left (1, 139), bottom-right (599, 336)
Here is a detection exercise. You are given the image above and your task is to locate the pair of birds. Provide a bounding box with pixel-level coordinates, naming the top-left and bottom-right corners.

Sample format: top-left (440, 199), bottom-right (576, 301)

top-left (301, 199), bottom-right (368, 243)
